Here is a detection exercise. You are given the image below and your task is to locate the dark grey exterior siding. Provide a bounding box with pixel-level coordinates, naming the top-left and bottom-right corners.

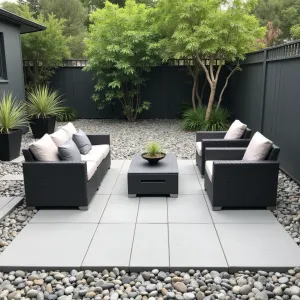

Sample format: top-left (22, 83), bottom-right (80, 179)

top-left (0, 20), bottom-right (25, 101)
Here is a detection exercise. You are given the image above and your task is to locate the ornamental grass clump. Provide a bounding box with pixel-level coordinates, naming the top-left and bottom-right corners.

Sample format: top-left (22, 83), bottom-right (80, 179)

top-left (145, 141), bottom-right (163, 157)
top-left (0, 92), bottom-right (27, 134)
top-left (182, 106), bottom-right (230, 131)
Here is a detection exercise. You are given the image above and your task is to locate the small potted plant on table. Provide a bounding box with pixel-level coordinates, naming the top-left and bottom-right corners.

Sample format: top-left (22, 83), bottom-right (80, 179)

top-left (26, 85), bottom-right (64, 139)
top-left (0, 92), bottom-right (27, 161)
top-left (142, 141), bottom-right (166, 165)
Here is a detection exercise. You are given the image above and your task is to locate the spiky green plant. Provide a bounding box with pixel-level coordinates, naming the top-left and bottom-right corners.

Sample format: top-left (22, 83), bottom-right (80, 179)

top-left (0, 92), bottom-right (27, 134)
top-left (182, 106), bottom-right (230, 131)
top-left (146, 141), bottom-right (163, 157)
top-left (26, 85), bottom-right (64, 119)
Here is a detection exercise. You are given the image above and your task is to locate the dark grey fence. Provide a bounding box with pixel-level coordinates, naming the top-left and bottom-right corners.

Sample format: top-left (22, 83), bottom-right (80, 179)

top-left (49, 60), bottom-right (228, 119)
top-left (227, 40), bottom-right (300, 184)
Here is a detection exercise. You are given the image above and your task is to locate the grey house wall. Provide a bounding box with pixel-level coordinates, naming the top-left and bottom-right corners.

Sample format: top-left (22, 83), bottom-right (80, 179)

top-left (50, 63), bottom-right (229, 119)
top-left (0, 21), bottom-right (25, 101)
top-left (227, 41), bottom-right (300, 184)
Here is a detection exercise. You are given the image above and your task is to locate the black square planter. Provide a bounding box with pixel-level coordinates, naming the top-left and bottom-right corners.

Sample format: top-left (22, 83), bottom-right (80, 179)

top-left (0, 129), bottom-right (22, 161)
top-left (29, 117), bottom-right (56, 139)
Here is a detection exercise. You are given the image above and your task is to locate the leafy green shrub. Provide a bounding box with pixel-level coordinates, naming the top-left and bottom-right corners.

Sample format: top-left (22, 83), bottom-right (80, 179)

top-left (0, 92), bottom-right (28, 133)
top-left (26, 85), bottom-right (65, 119)
top-left (57, 107), bottom-right (78, 122)
top-left (182, 106), bottom-right (230, 131)
top-left (146, 142), bottom-right (163, 156)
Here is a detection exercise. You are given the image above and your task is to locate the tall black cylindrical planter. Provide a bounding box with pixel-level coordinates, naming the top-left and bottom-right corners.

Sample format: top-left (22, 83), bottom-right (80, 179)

top-left (0, 129), bottom-right (22, 161)
top-left (30, 117), bottom-right (56, 139)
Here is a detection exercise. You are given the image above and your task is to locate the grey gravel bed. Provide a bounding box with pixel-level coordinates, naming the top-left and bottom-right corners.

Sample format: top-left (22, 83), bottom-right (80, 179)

top-left (0, 268), bottom-right (300, 300)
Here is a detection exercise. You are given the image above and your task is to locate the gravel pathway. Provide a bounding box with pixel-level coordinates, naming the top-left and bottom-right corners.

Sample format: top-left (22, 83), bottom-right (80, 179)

top-left (0, 268), bottom-right (299, 300)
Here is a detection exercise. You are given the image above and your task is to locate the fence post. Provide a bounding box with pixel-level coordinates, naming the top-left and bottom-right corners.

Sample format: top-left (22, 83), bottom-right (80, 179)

top-left (259, 49), bottom-right (267, 133)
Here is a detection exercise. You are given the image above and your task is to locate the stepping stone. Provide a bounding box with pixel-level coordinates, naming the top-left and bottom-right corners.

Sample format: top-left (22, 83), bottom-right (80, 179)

top-left (107, 160), bottom-right (125, 175)
top-left (179, 175), bottom-right (202, 194)
top-left (10, 156), bottom-right (24, 164)
top-left (137, 197), bottom-right (167, 223)
top-left (0, 174), bottom-right (23, 181)
top-left (216, 223), bottom-right (300, 272)
top-left (177, 160), bottom-right (196, 174)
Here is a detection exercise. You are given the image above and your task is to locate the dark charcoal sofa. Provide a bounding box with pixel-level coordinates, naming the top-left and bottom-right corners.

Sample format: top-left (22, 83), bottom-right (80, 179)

top-left (196, 128), bottom-right (252, 176)
top-left (22, 134), bottom-right (111, 210)
top-left (204, 145), bottom-right (280, 211)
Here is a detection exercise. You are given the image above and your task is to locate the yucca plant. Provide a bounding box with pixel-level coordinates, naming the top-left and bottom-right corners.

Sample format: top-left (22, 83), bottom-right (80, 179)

top-left (26, 85), bottom-right (64, 119)
top-left (0, 92), bottom-right (27, 161)
top-left (26, 85), bottom-right (65, 138)
top-left (0, 92), bottom-right (27, 134)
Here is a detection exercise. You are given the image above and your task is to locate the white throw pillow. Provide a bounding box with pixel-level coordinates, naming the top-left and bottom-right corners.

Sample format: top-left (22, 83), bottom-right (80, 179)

top-left (50, 128), bottom-right (70, 147)
top-left (29, 134), bottom-right (60, 161)
top-left (224, 120), bottom-right (247, 140)
top-left (243, 132), bottom-right (273, 161)
top-left (61, 122), bottom-right (77, 138)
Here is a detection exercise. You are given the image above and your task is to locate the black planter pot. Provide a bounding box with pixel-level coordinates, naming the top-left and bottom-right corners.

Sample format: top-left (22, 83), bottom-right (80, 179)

top-left (141, 153), bottom-right (166, 165)
top-left (0, 129), bottom-right (22, 161)
top-left (30, 117), bottom-right (56, 139)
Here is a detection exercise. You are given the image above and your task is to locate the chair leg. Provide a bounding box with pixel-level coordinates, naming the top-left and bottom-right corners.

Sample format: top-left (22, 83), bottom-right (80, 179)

top-left (79, 206), bottom-right (88, 211)
top-left (212, 206), bottom-right (222, 211)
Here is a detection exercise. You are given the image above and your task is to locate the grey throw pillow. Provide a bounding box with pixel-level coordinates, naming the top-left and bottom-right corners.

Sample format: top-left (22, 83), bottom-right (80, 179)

top-left (58, 139), bottom-right (82, 161)
top-left (72, 129), bottom-right (92, 155)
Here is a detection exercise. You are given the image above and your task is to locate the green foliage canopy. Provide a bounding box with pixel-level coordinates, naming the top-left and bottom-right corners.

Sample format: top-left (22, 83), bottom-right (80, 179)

top-left (155, 0), bottom-right (264, 119)
top-left (84, 0), bottom-right (160, 121)
top-left (253, 0), bottom-right (300, 41)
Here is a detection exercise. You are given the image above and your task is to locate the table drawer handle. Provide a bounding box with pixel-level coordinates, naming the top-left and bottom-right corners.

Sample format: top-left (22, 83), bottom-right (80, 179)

top-left (141, 180), bottom-right (165, 183)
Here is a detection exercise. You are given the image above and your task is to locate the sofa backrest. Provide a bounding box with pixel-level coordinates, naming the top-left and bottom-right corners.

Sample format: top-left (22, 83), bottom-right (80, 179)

top-left (242, 128), bottom-right (252, 139)
top-left (266, 144), bottom-right (280, 161)
top-left (22, 148), bottom-right (37, 162)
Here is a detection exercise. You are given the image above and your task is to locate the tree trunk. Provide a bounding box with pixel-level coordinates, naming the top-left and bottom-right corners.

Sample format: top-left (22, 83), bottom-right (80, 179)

top-left (195, 75), bottom-right (202, 107)
top-left (192, 77), bottom-right (197, 110)
top-left (205, 82), bottom-right (216, 120)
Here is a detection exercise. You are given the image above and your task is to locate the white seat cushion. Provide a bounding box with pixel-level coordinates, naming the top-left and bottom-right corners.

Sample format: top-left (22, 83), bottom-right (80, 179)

top-left (50, 128), bottom-right (70, 147)
top-left (224, 120), bottom-right (247, 140)
top-left (61, 122), bottom-right (77, 138)
top-left (86, 161), bottom-right (97, 181)
top-left (29, 134), bottom-right (60, 161)
top-left (81, 145), bottom-right (110, 166)
top-left (243, 132), bottom-right (273, 161)
top-left (196, 142), bottom-right (202, 156)
top-left (205, 160), bottom-right (213, 182)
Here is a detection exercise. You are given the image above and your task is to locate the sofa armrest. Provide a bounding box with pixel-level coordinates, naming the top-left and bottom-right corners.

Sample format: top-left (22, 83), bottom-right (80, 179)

top-left (23, 161), bottom-right (88, 184)
top-left (205, 147), bottom-right (247, 161)
top-left (202, 139), bottom-right (250, 149)
top-left (196, 131), bottom-right (227, 142)
top-left (87, 134), bottom-right (110, 145)
top-left (212, 160), bottom-right (279, 191)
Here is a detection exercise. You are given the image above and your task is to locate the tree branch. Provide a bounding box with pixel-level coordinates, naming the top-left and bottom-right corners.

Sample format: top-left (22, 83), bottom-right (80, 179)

top-left (196, 54), bottom-right (212, 87)
top-left (217, 64), bottom-right (240, 109)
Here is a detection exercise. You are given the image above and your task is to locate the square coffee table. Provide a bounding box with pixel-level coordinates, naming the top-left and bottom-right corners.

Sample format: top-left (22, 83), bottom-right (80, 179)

top-left (127, 153), bottom-right (178, 198)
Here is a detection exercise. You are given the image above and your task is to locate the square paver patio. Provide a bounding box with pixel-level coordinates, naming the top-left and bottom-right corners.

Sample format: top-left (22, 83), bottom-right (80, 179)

top-left (1, 160), bottom-right (300, 272)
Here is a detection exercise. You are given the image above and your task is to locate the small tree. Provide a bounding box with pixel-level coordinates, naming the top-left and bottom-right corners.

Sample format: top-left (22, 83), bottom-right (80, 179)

top-left (85, 0), bottom-right (160, 121)
top-left (155, 0), bottom-right (264, 120)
